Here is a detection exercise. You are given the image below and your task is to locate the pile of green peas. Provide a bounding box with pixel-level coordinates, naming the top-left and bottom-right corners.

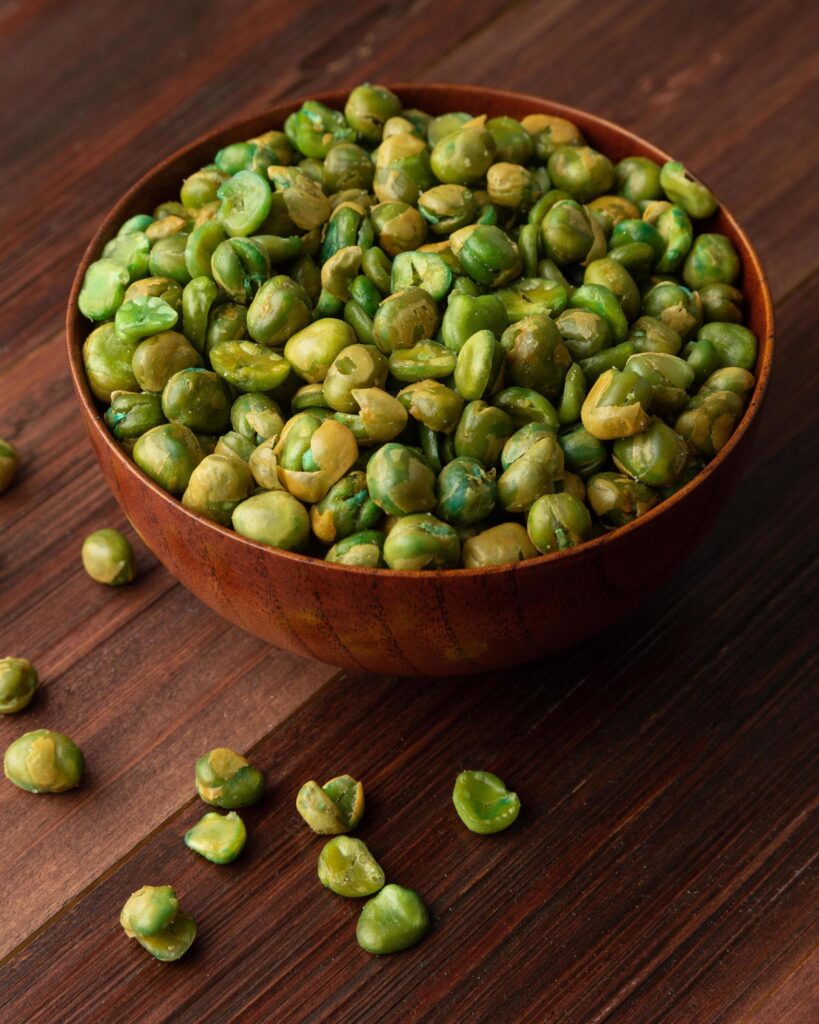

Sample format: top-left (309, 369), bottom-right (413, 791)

top-left (78, 83), bottom-right (758, 569)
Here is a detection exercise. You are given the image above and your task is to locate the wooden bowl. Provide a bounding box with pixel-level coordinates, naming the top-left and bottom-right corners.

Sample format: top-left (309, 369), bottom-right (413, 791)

top-left (66, 84), bottom-right (774, 676)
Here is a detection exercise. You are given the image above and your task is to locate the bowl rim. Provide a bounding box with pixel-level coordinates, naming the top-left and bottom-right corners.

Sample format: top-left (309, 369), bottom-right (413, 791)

top-left (66, 82), bottom-right (774, 579)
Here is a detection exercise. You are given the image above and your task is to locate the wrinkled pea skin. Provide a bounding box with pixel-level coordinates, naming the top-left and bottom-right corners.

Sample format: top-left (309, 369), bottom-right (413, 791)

top-left (356, 884), bottom-right (430, 954)
top-left (0, 658), bottom-right (38, 714)
top-left (452, 770), bottom-right (521, 833)
top-left (80, 85), bottom-right (755, 564)
top-left (4, 729), bottom-right (84, 793)
top-left (195, 747), bottom-right (264, 809)
top-left (318, 836), bottom-right (385, 897)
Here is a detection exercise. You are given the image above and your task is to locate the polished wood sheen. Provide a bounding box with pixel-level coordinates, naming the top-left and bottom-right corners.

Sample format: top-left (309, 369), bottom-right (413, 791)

top-left (1, 2), bottom-right (817, 1021)
top-left (66, 85), bottom-right (774, 677)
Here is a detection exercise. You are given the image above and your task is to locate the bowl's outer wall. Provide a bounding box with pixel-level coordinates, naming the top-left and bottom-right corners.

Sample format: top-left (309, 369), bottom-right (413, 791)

top-left (69, 85), bottom-right (773, 676)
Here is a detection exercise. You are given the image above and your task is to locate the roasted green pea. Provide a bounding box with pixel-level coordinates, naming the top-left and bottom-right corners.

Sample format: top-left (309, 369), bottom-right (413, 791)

top-left (216, 431), bottom-right (256, 463)
top-left (230, 394), bottom-right (283, 442)
top-left (114, 295), bottom-right (178, 341)
top-left (357, 884), bottom-right (429, 955)
top-left (284, 318), bottom-right (357, 382)
top-left (268, 165), bottom-right (331, 229)
top-left (161, 368), bottom-right (231, 433)
top-left (374, 132), bottom-right (432, 205)
top-left (699, 366), bottom-right (755, 399)
top-left (4, 729), bottom-right (84, 793)
top-left (0, 439), bottom-right (20, 493)
top-left (612, 419), bottom-right (688, 487)
top-left (674, 390), bottom-right (744, 456)
top-left (583, 258), bottom-right (640, 321)
top-left (614, 156), bottom-right (662, 203)
top-left (318, 836), bottom-right (385, 897)
top-left (642, 281), bottom-right (703, 340)
top-left (78, 259), bottom-right (130, 321)
top-left (83, 323), bottom-right (140, 401)
top-left (132, 330), bottom-right (202, 393)
top-left (195, 747), bottom-right (264, 809)
top-left (682, 337), bottom-right (721, 383)
top-left (461, 522), bottom-right (537, 567)
top-left (527, 491), bottom-right (592, 552)
top-left (557, 423), bottom-right (607, 479)
top-left (627, 315), bottom-right (682, 356)
top-left (642, 201), bottom-right (693, 273)
top-left (547, 145), bottom-right (614, 202)
top-left (555, 308), bottom-right (612, 360)
top-left (210, 341), bottom-right (291, 393)
top-left (389, 341), bottom-right (456, 382)
top-left (442, 293), bottom-right (508, 354)
top-left (232, 489), bottom-right (310, 549)
top-left (102, 231), bottom-right (151, 281)
top-left (607, 241), bottom-right (656, 283)
top-left (587, 194), bottom-right (641, 236)
top-left (297, 774), bottom-right (365, 834)
top-left (696, 322), bottom-right (757, 370)
top-left (211, 236), bottom-right (268, 302)
top-left (185, 810), bottom-right (246, 864)
top-left (610, 218), bottom-right (664, 264)
top-left (323, 344), bottom-right (387, 413)
top-left (182, 453), bottom-right (254, 525)
top-left (133, 423), bottom-right (203, 495)
top-left (0, 658), bottom-right (38, 715)
top-left (344, 84), bottom-right (402, 141)
top-left (522, 113), bottom-right (584, 161)
top-left (682, 233), bottom-right (739, 289)
top-left (453, 329), bottom-right (505, 400)
top-left (494, 278), bottom-right (567, 322)
top-left (383, 512), bottom-right (460, 570)
top-left (119, 213), bottom-right (155, 236)
top-left (181, 276), bottom-right (220, 353)
top-left (449, 224), bottom-right (521, 288)
top-left (124, 276), bottom-right (184, 312)
top-left (134, 912), bottom-right (197, 962)
top-left (324, 143), bottom-right (375, 192)
top-left (486, 162), bottom-right (541, 209)
top-left (454, 401), bottom-right (514, 467)
top-left (184, 219), bottom-right (226, 278)
top-left (587, 471), bottom-right (658, 526)
top-left (501, 315), bottom-right (571, 399)
top-left (81, 528), bottom-right (135, 586)
top-left (578, 341), bottom-right (636, 384)
top-left (149, 233), bottom-right (191, 285)
top-left (372, 287), bottom-right (439, 354)
top-left (120, 886), bottom-right (180, 939)
top-left (418, 184), bottom-right (476, 235)
top-left (334, 388), bottom-right (408, 445)
top-left (397, 379), bottom-right (464, 433)
top-left (540, 199), bottom-right (596, 266)
top-left (369, 201), bottom-right (427, 256)
top-left (181, 166), bottom-right (230, 209)
top-left (498, 431), bottom-right (564, 512)
top-left (625, 351), bottom-right (694, 415)
top-left (286, 100), bottom-right (356, 157)
top-left (494, 386), bottom-right (559, 430)
top-left (389, 251), bottom-right (453, 301)
top-left (366, 443), bottom-right (436, 515)
top-left (659, 161), bottom-right (717, 218)
top-left (430, 116), bottom-right (496, 185)
top-left (452, 770), bottom-right (520, 833)
top-left (557, 363), bottom-right (587, 425)
top-left (310, 471), bottom-right (381, 543)
top-left (699, 282), bottom-right (744, 325)
top-left (436, 457), bottom-right (497, 525)
top-left (581, 367), bottom-right (653, 440)
top-left (205, 301), bottom-right (246, 353)
top-left (325, 530), bottom-right (386, 567)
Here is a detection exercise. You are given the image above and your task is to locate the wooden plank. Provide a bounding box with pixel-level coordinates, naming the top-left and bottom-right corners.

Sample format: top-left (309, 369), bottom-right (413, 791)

top-left (1, 265), bottom-right (816, 1022)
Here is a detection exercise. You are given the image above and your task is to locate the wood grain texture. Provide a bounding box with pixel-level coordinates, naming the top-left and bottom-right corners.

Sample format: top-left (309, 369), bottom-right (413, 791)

top-left (1, 0), bottom-right (818, 1020)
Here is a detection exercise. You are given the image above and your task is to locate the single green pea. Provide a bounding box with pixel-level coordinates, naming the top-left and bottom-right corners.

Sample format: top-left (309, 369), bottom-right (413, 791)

top-left (454, 401), bottom-right (515, 468)
top-left (83, 323), bottom-right (140, 402)
top-left (215, 431), bottom-right (256, 463)
top-left (642, 281), bottom-right (703, 341)
top-left (627, 315), bottom-right (682, 356)
top-left (205, 301), bottom-right (247, 353)
top-left (3, 729), bottom-right (84, 793)
top-left (641, 201), bottom-right (693, 273)
top-left (344, 84), bottom-right (402, 141)
top-left (344, 299), bottom-right (375, 344)
top-left (547, 144), bottom-right (614, 202)
top-left (318, 836), bottom-right (385, 897)
top-left (612, 419), bottom-right (688, 488)
top-left (149, 233), bottom-right (192, 285)
top-left (581, 367), bottom-right (653, 440)
top-left (425, 111), bottom-right (472, 146)
top-left (389, 341), bottom-right (456, 383)
top-left (310, 471), bottom-right (381, 543)
top-left (120, 885), bottom-right (180, 939)
top-left (349, 274), bottom-right (381, 317)
top-left (494, 386), bottom-right (560, 430)
top-left (397, 379), bottom-right (464, 434)
top-left (682, 233), bottom-right (740, 289)
top-left (0, 658), bottom-right (38, 714)
top-left (659, 161), bottom-right (718, 218)
top-left (297, 774), bottom-right (365, 834)
top-left (78, 259), bottom-right (130, 321)
top-left (610, 218), bottom-right (664, 264)
top-left (195, 747), bottom-right (264, 809)
top-left (104, 391), bottom-right (165, 440)
top-left (323, 344), bottom-right (387, 413)
top-left (369, 201), bottom-right (427, 257)
top-left (246, 436), bottom-right (282, 489)
top-left (441, 293), bottom-right (508, 354)
top-left (696, 322), bottom-right (757, 371)
top-left (674, 390), bottom-right (744, 457)
top-left (614, 156), bottom-right (663, 203)
top-left (436, 457), bottom-right (497, 526)
top-left (321, 245), bottom-right (363, 301)
top-left (587, 194), bottom-right (641, 236)
top-left (625, 351), bottom-right (695, 416)
top-left (417, 184), bottom-right (476, 235)
top-left (374, 132), bottom-right (433, 205)
top-left (285, 99), bottom-right (356, 157)
top-left (180, 276), bottom-right (220, 353)
top-left (118, 213), bottom-right (155, 236)
top-left (383, 512), bottom-right (460, 569)
top-left (284, 318), bottom-right (357, 382)
top-left (557, 363), bottom-right (587, 425)
top-left (501, 316), bottom-right (572, 399)
top-left (102, 231), bottom-right (151, 281)
top-left (568, 283), bottom-right (628, 344)
top-left (498, 432), bottom-right (564, 513)
top-left (372, 287), bottom-right (439, 354)
top-left (449, 224), bottom-right (522, 288)
top-left (521, 113), bottom-right (584, 161)
top-left (357, 884), bottom-right (429, 955)
top-left (540, 199), bottom-right (596, 266)
top-left (366, 443), bottom-right (436, 516)
top-left (699, 282), bottom-right (744, 325)
top-left (578, 340), bottom-right (637, 384)
top-left (123, 277), bottom-right (182, 311)
top-left (607, 241), bottom-right (656, 283)
top-left (232, 489), bottom-right (310, 550)
top-left (583, 258), bottom-right (640, 321)
top-left (430, 117), bottom-right (496, 185)
top-left (289, 253), bottom-right (322, 304)
top-left (184, 219), bottom-right (227, 278)
top-left (181, 166), bottom-right (230, 209)
top-left (182, 453), bottom-right (255, 525)
top-left (486, 115), bottom-right (534, 163)
top-left (0, 439), bottom-right (20, 493)
top-left (682, 337), bottom-right (721, 383)
top-left (133, 423), bottom-right (203, 496)
top-left (215, 142), bottom-right (258, 175)
top-left (211, 236), bottom-right (269, 302)
top-left (452, 770), bottom-right (520, 833)
top-left (146, 213), bottom-right (190, 242)
top-left (555, 308), bottom-right (612, 360)
top-left (268, 165), bottom-right (331, 230)
top-left (461, 522), bottom-right (538, 568)
top-left (210, 341), bottom-right (291, 393)
top-left (132, 330), bottom-right (203, 393)
top-left (323, 142), bottom-right (375, 192)
top-left (135, 912), bottom-right (197, 962)
top-left (114, 294), bottom-right (178, 343)
top-left (81, 528), bottom-right (135, 586)
top-left (557, 423), bottom-right (607, 479)
top-left (587, 471), bottom-right (658, 526)
top-left (390, 251), bottom-right (453, 300)
top-left (494, 277), bottom-right (568, 322)
top-left (185, 810), bottom-right (247, 864)
top-left (453, 329), bottom-right (505, 400)
top-left (486, 162), bottom-right (541, 209)
top-left (161, 368), bottom-right (231, 434)
top-left (325, 530), bottom-right (386, 567)
top-left (699, 366), bottom-right (755, 399)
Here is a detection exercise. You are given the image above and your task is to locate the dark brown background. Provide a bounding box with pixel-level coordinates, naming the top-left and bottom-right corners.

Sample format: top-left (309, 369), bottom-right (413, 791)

top-left (1, 1), bottom-right (817, 1021)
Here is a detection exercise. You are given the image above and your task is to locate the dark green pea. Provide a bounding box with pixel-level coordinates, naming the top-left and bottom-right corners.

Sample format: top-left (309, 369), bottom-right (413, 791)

top-left (527, 492), bottom-right (592, 552)
top-left (486, 115), bottom-right (534, 163)
top-left (181, 276), bottom-right (220, 353)
top-left (578, 341), bottom-right (636, 384)
top-left (555, 308), bottom-right (612, 360)
top-left (246, 275), bottom-right (312, 346)
top-left (441, 293), bottom-right (508, 354)
top-left (182, 453), bottom-right (255, 525)
top-left (132, 330), bottom-right (202, 393)
top-left (682, 337), bottom-right (721, 383)
top-left (418, 184), bottom-right (476, 235)
top-left (181, 166), bottom-right (230, 209)
top-left (610, 218), bottom-right (664, 263)
top-left (3, 729), bottom-right (84, 793)
top-left (614, 156), bottom-right (663, 203)
top-left (699, 366), bottom-right (755, 399)
top-left (366, 443), bottom-right (436, 515)
top-left (133, 423), bottom-right (202, 495)
top-left (120, 885), bottom-right (179, 939)
top-left (344, 299), bottom-right (375, 344)
top-left (344, 84), bottom-right (402, 141)
top-left (289, 253), bottom-right (322, 304)
top-left (657, 455), bottom-right (707, 499)
top-left (557, 363), bottom-right (587, 425)
top-left (210, 341), bottom-right (291, 393)
top-left (214, 142), bottom-right (257, 175)
top-left (659, 161), bottom-right (717, 218)
top-left (124, 276), bottom-right (183, 313)
top-left (135, 913), bottom-right (197, 962)
top-left (584, 258), bottom-right (640, 321)
top-left (211, 237), bottom-right (269, 303)
top-left (323, 143), bottom-right (375, 192)
top-left (436, 457), bottom-right (497, 525)
top-left (349, 274), bottom-right (382, 318)
top-left (642, 201), bottom-right (693, 273)
top-left (310, 470), bottom-right (381, 543)
top-left (450, 224), bottom-right (522, 288)
top-left (607, 241), bottom-right (656, 283)
top-left (105, 391), bottom-right (166, 439)
top-left (149, 233), bottom-right (191, 285)
top-left (625, 352), bottom-right (695, 415)
top-left (82, 323), bottom-right (139, 401)
top-left (357, 884), bottom-right (429, 955)
top-left (390, 251), bottom-right (452, 300)
top-left (285, 100), bottom-right (356, 157)
top-left (674, 390), bottom-right (743, 456)
top-left (383, 512), bottom-right (460, 570)
top-left (185, 810), bottom-right (246, 864)
top-left (557, 423), bottom-right (608, 479)
top-left (587, 194), bottom-right (640, 236)
top-left (521, 113), bottom-right (584, 161)
top-left (325, 530), bottom-right (386, 567)
top-left (0, 658), bottom-right (38, 715)
top-left (254, 233), bottom-right (306, 268)
top-left (78, 259), bottom-right (130, 321)
top-left (161, 368), bottom-right (231, 434)
top-left (540, 199), bottom-right (595, 265)
top-left (362, 246), bottom-right (393, 294)
top-left (501, 315), bottom-right (571, 399)
top-left (184, 219), bottom-right (227, 278)
top-left (430, 117), bottom-right (496, 185)
top-left (527, 189), bottom-right (573, 229)
top-left (696, 323), bottom-right (757, 372)
top-left (397, 379), bottom-right (464, 433)
top-left (453, 329), bottom-right (505, 400)
top-left (517, 223), bottom-right (539, 278)
top-left (641, 281), bottom-right (703, 341)
top-left (494, 386), bottom-right (559, 430)
top-left (612, 419), bottom-right (688, 487)
top-left (627, 315), bottom-right (682, 355)
top-left (547, 145), bottom-right (614, 202)
top-left (698, 283), bottom-right (744, 325)
top-left (118, 213), bottom-right (154, 236)
top-left (587, 471), bottom-right (658, 526)
top-left (568, 283), bottom-right (628, 343)
top-left (372, 287), bottom-right (439, 355)
top-left (370, 201), bottom-right (427, 256)
top-left (195, 747), bottom-right (264, 808)
top-left (682, 233), bottom-right (740, 289)
top-left (581, 367), bottom-right (653, 440)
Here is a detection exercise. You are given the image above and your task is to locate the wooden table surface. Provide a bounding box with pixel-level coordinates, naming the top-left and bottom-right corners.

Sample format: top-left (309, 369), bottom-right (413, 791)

top-left (1, 1), bottom-right (818, 1020)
